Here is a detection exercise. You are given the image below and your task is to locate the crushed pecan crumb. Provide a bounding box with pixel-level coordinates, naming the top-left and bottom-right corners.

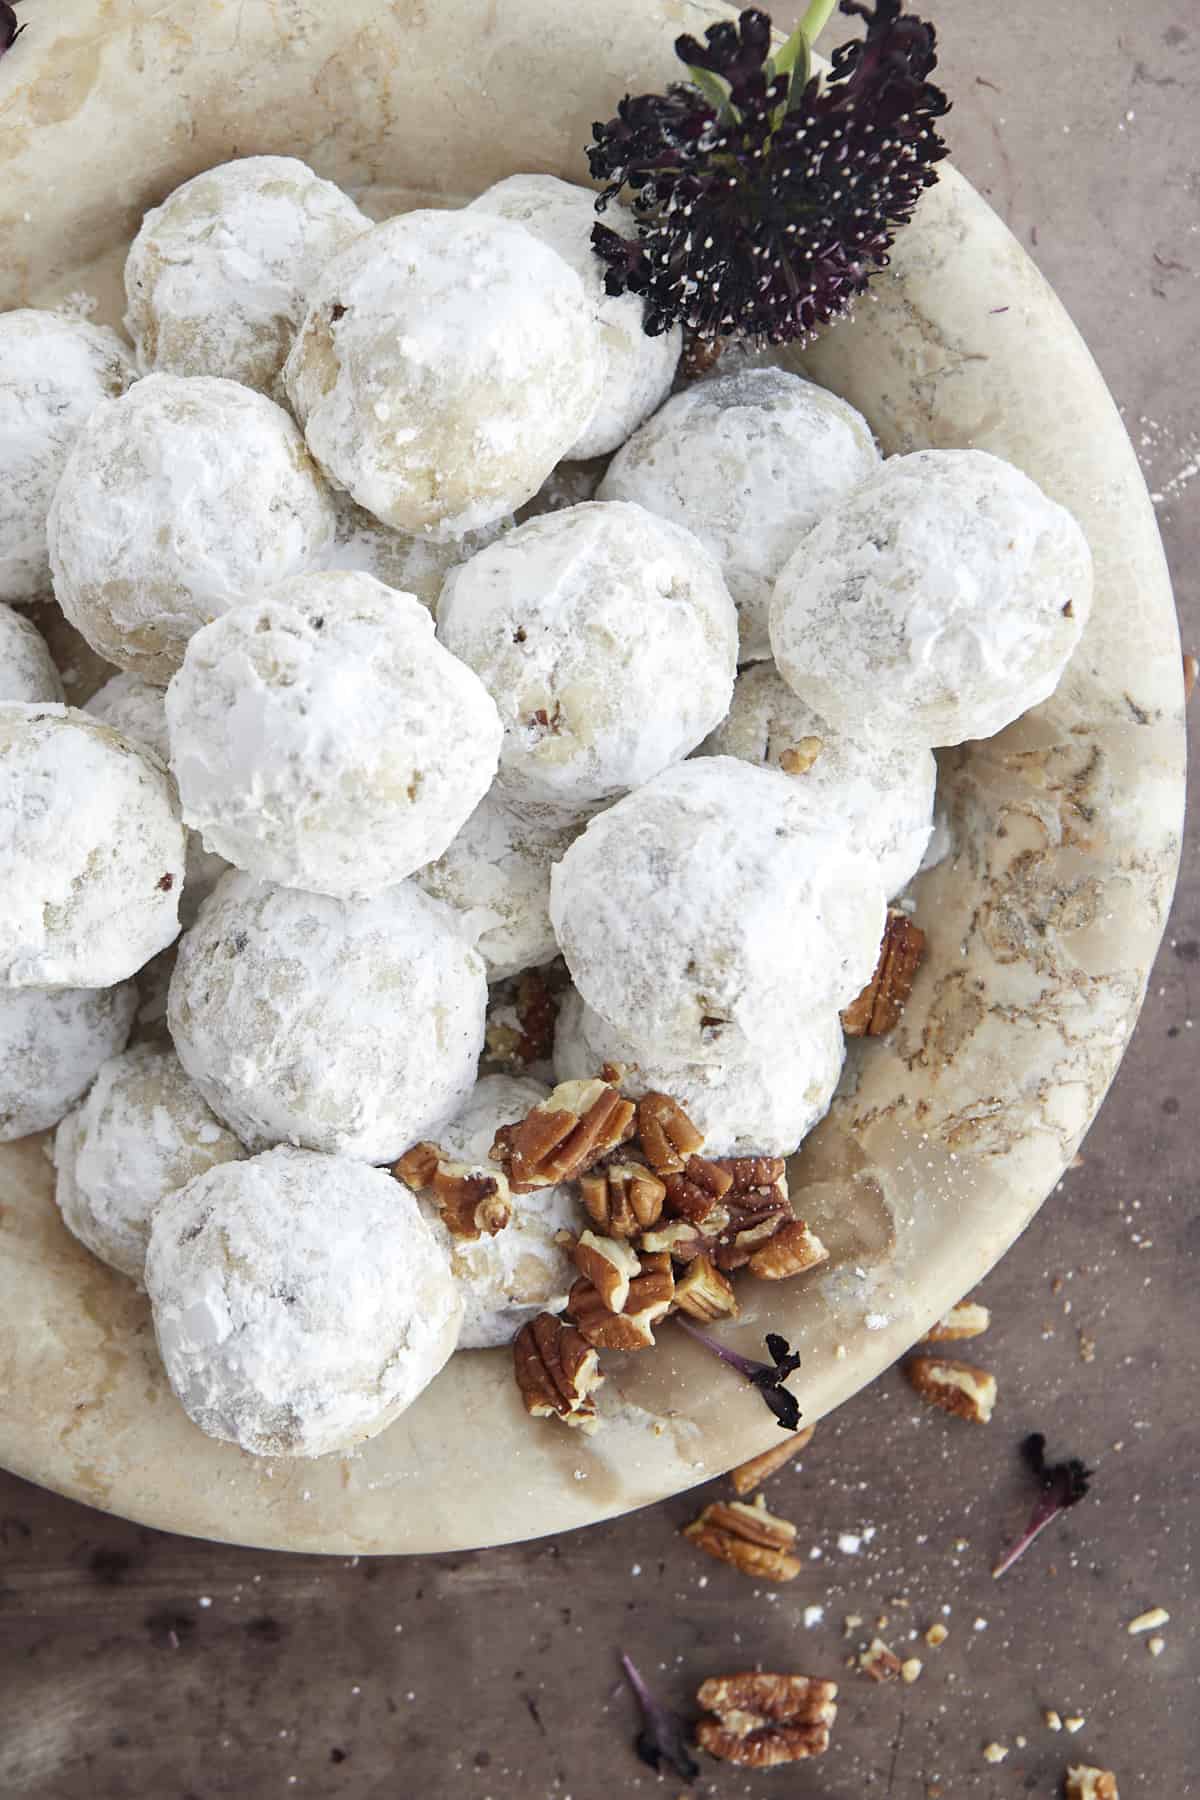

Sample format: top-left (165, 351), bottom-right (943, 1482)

top-left (730, 1427), bottom-right (815, 1497)
top-left (513, 1313), bottom-right (603, 1432)
top-left (778, 735), bottom-right (823, 775)
top-left (906, 1356), bottom-right (997, 1423)
top-left (1066, 1769), bottom-right (1119, 1800)
top-left (492, 1078), bottom-right (636, 1191)
top-left (925, 1299), bottom-right (991, 1342)
top-left (579, 1159), bottom-right (665, 1238)
top-left (842, 910), bottom-right (927, 1037)
top-left (860, 1638), bottom-right (902, 1682)
top-left (392, 1142), bottom-right (512, 1239)
top-left (637, 1091), bottom-right (705, 1174)
top-left (925, 1622), bottom-right (949, 1648)
top-left (673, 1255), bottom-right (739, 1322)
top-left (683, 1496), bottom-right (802, 1583)
top-left (695, 1672), bottom-right (838, 1767)
top-left (901, 1657), bottom-right (924, 1684)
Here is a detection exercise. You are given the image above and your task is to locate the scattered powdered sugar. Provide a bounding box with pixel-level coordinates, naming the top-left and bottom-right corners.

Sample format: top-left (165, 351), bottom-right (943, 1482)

top-left (769, 448), bottom-right (1093, 750)
top-left (47, 373), bottom-right (336, 682)
top-left (700, 662), bottom-right (935, 900)
top-left (167, 872), bottom-right (487, 1162)
top-left (166, 571), bottom-right (501, 898)
top-left (0, 705), bottom-right (185, 989)
top-left (437, 501), bottom-right (737, 810)
top-left (599, 365), bottom-right (880, 660)
top-left (283, 209), bottom-right (602, 538)
top-left (145, 1146), bottom-right (462, 1457)
top-left (53, 291), bottom-right (101, 321)
top-left (0, 981), bottom-right (137, 1142)
top-left (124, 155), bottom-right (369, 393)
top-left (0, 309), bottom-right (135, 605)
top-left (53, 1041), bottom-right (245, 1283)
top-left (549, 757), bottom-right (885, 1065)
top-left (321, 489), bottom-right (510, 617)
top-left (0, 604), bottom-right (64, 704)
top-left (469, 175), bottom-right (680, 459)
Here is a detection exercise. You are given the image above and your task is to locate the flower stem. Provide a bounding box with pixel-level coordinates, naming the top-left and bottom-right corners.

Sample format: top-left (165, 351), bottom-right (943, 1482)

top-left (799, 0), bottom-right (840, 47)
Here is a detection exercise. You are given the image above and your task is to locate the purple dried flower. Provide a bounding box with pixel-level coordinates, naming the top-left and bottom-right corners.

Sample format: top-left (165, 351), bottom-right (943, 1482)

top-left (676, 1320), bottom-right (803, 1430)
top-left (1, 1), bottom-right (26, 57)
top-left (588, 1), bottom-right (950, 346)
top-left (991, 1432), bottom-right (1093, 1578)
top-left (620, 1652), bottom-right (699, 1784)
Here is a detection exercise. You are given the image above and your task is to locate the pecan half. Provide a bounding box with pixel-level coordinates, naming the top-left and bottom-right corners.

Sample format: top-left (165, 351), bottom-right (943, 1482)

top-left (567, 1264), bottom-right (675, 1351)
top-left (729, 1428), bottom-right (815, 1497)
top-left (637, 1091), bottom-right (705, 1174)
top-left (492, 1078), bottom-right (636, 1191)
top-left (392, 1143), bottom-right (512, 1239)
top-left (673, 1255), bottom-right (739, 1322)
top-left (906, 1356), bottom-right (997, 1423)
top-left (572, 1231), bottom-right (641, 1312)
top-left (748, 1219), bottom-right (829, 1280)
top-left (683, 1497), bottom-right (801, 1582)
top-left (859, 1638), bottom-right (902, 1683)
top-left (841, 910), bottom-right (927, 1037)
top-left (513, 1314), bottom-right (604, 1433)
top-left (696, 1672), bottom-right (838, 1766)
top-left (1067, 1767), bottom-right (1119, 1800)
top-left (578, 1159), bottom-right (665, 1238)
top-left (925, 1299), bottom-right (991, 1342)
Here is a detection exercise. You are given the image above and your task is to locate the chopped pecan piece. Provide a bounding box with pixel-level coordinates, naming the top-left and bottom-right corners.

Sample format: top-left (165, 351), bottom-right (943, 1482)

top-left (696, 1672), bottom-right (838, 1766)
top-left (392, 1143), bottom-right (512, 1239)
top-left (663, 1154), bottom-right (735, 1225)
top-left (673, 1255), bottom-right (739, 1322)
top-left (1066, 1767), bottom-right (1119, 1800)
top-left (841, 910), bottom-right (927, 1037)
top-left (572, 1231), bottom-right (641, 1312)
top-left (748, 1219), bottom-right (829, 1280)
top-left (393, 1140), bottom-right (441, 1190)
top-left (860, 1638), bottom-right (902, 1682)
top-left (512, 965), bottom-right (563, 1065)
top-left (639, 1217), bottom-right (718, 1262)
top-left (730, 1428), bottom-right (815, 1497)
top-left (779, 735), bottom-right (823, 775)
top-left (906, 1356), bottom-right (997, 1423)
top-left (579, 1158), bottom-right (666, 1238)
top-left (513, 1314), bottom-right (603, 1433)
top-left (680, 333), bottom-right (723, 381)
top-left (925, 1299), bottom-right (991, 1342)
top-left (637, 1091), bottom-right (705, 1174)
top-left (567, 1264), bottom-right (675, 1351)
top-left (492, 1078), bottom-right (636, 1191)
top-left (683, 1497), bottom-right (802, 1582)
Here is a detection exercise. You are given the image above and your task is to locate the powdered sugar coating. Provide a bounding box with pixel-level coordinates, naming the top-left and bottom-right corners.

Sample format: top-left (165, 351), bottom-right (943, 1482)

top-left (85, 672), bottom-right (229, 925)
top-left (168, 872), bottom-right (487, 1161)
top-left (283, 210), bottom-right (602, 538)
top-left (554, 986), bottom-right (845, 1158)
top-left (124, 156), bottom-right (370, 393)
top-left (599, 367), bottom-right (880, 660)
top-left (423, 1075), bottom-right (578, 1349)
top-left (437, 502), bottom-right (737, 809)
top-left (0, 704), bottom-right (185, 989)
top-left (0, 981), bottom-right (136, 1141)
top-left (701, 662), bottom-right (936, 899)
top-left (47, 374), bottom-right (336, 682)
top-left (415, 791), bottom-right (584, 980)
top-left (322, 490), bottom-right (510, 618)
top-left (53, 1041), bottom-right (245, 1282)
top-left (0, 310), bottom-right (136, 605)
top-left (145, 1146), bottom-right (462, 1457)
top-left (469, 175), bottom-right (680, 459)
top-left (549, 757), bottom-right (886, 1064)
top-left (0, 604), bottom-right (64, 703)
top-left (769, 448), bottom-right (1094, 749)
top-left (166, 571), bottom-right (501, 897)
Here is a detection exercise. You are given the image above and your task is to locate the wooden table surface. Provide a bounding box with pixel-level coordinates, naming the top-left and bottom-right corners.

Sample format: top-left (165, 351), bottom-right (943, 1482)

top-left (2, 3), bottom-right (1196, 1795)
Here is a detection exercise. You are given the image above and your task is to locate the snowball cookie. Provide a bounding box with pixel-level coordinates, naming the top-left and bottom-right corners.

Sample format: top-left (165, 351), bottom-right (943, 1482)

top-left (282, 209), bottom-right (602, 538)
top-left (0, 310), bottom-right (136, 606)
top-left (0, 705), bottom-right (185, 989)
top-left (0, 603), bottom-right (64, 703)
top-left (86, 672), bottom-right (229, 925)
top-left (437, 502), bottom-right (737, 809)
top-left (469, 175), bottom-right (680, 460)
top-left (549, 757), bottom-right (886, 1064)
top-left (701, 663), bottom-right (936, 899)
top-left (124, 156), bottom-right (369, 393)
top-left (166, 571), bottom-right (501, 897)
top-left (769, 448), bottom-right (1094, 750)
top-left (415, 792), bottom-right (582, 981)
top-left (47, 374), bottom-right (336, 683)
top-left (554, 987), bottom-right (844, 1159)
top-left (0, 981), bottom-right (136, 1141)
top-left (598, 367), bottom-right (880, 661)
top-left (322, 489), bottom-right (510, 618)
top-left (145, 1146), bottom-right (463, 1457)
top-left (423, 1075), bottom-right (578, 1349)
top-left (53, 1042), bottom-right (245, 1282)
top-left (168, 872), bottom-right (486, 1161)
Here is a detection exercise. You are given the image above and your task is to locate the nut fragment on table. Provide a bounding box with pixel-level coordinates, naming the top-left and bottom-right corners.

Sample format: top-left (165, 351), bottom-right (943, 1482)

top-left (748, 1218), bottom-right (829, 1280)
top-left (841, 910), bottom-right (927, 1037)
top-left (683, 1497), bottom-right (802, 1582)
top-left (567, 1263), bottom-right (674, 1350)
top-left (925, 1299), bottom-right (991, 1342)
top-left (1066, 1767), bottom-right (1119, 1800)
top-left (513, 1313), bottom-right (604, 1432)
top-left (1125, 1606), bottom-right (1169, 1635)
top-left (572, 1230), bottom-right (642, 1312)
top-left (901, 1657), bottom-right (923, 1684)
top-left (673, 1255), bottom-right (739, 1322)
top-left (392, 1142), bottom-right (512, 1239)
top-left (906, 1356), bottom-right (997, 1423)
top-left (579, 1159), bottom-right (665, 1238)
top-left (860, 1638), bottom-right (902, 1682)
top-left (695, 1672), bottom-right (838, 1766)
top-left (637, 1091), bottom-right (705, 1174)
top-left (492, 1078), bottom-right (636, 1191)
top-left (925, 1622), bottom-right (949, 1648)
top-left (730, 1428), bottom-right (815, 1497)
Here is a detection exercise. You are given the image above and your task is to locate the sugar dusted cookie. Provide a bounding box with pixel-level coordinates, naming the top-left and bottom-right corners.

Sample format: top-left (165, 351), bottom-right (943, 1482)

top-left (0, 982), bottom-right (136, 1142)
top-left (0, 603), bottom-right (63, 703)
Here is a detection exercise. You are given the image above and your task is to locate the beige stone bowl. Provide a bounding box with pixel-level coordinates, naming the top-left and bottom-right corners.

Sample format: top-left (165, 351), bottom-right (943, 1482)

top-left (0, 0), bottom-right (1186, 1553)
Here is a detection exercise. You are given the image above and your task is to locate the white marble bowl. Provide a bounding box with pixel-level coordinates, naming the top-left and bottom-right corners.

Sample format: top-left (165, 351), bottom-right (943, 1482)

top-left (0, 0), bottom-right (1185, 1552)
